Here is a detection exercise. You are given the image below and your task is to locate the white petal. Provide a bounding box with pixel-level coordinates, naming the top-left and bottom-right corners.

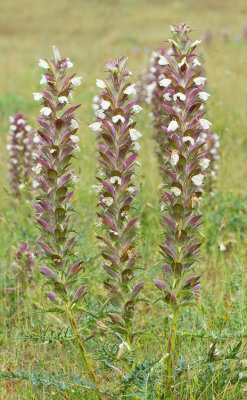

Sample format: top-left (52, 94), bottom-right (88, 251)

top-left (129, 128), bottom-right (142, 141)
top-left (96, 79), bottom-right (106, 88)
top-left (168, 120), bottom-right (179, 132)
top-left (38, 59), bottom-right (49, 69)
top-left (71, 77), bottom-right (82, 86)
top-left (160, 78), bottom-right (171, 88)
top-left (33, 92), bottom-right (43, 101)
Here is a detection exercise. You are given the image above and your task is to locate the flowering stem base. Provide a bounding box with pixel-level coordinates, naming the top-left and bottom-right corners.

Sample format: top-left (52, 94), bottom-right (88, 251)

top-left (165, 306), bottom-right (179, 398)
top-left (67, 309), bottom-right (102, 399)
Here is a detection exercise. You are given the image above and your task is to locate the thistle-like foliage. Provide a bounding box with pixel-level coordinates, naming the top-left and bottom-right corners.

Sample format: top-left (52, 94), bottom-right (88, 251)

top-left (91, 58), bottom-right (143, 346)
top-left (33, 46), bottom-right (83, 308)
top-left (7, 113), bottom-right (37, 197)
top-left (154, 24), bottom-right (212, 308)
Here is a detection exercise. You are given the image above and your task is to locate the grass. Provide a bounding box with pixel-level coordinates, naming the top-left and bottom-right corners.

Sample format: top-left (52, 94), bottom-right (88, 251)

top-left (0, 0), bottom-right (247, 398)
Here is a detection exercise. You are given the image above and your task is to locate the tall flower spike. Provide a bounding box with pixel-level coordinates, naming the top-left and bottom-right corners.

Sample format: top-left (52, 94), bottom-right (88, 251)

top-left (7, 113), bottom-right (37, 197)
top-left (152, 24), bottom-right (211, 395)
top-left (92, 57), bottom-right (143, 348)
top-left (33, 47), bottom-right (101, 395)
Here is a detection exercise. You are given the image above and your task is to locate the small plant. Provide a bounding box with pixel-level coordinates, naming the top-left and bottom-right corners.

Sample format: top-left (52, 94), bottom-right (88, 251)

top-left (12, 241), bottom-right (35, 287)
top-left (90, 57), bottom-right (143, 352)
top-left (152, 24), bottom-right (211, 397)
top-left (33, 46), bottom-right (102, 398)
top-left (7, 113), bottom-right (38, 197)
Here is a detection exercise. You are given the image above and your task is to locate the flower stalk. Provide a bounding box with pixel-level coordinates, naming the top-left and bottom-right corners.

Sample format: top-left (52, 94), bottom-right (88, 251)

top-left (152, 24), bottom-right (211, 397)
top-left (33, 46), bottom-right (101, 396)
top-left (7, 113), bottom-right (37, 197)
top-left (91, 58), bottom-right (143, 352)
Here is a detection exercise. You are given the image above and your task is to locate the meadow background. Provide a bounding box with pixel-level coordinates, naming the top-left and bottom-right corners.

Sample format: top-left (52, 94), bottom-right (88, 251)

top-left (1, 0), bottom-right (247, 398)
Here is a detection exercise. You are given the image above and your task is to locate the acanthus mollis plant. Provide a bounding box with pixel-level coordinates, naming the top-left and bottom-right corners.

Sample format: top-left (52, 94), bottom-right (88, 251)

top-left (90, 57), bottom-right (143, 352)
top-left (12, 242), bottom-right (35, 287)
top-left (152, 24), bottom-right (212, 396)
top-left (7, 114), bottom-right (38, 197)
top-left (143, 47), bottom-right (170, 168)
top-left (33, 46), bottom-right (102, 398)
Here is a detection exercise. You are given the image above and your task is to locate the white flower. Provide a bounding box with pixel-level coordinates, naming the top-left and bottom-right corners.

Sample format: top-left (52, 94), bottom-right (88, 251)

top-left (194, 77), bottom-right (206, 86)
top-left (171, 187), bottom-right (181, 197)
top-left (193, 58), bottom-right (201, 67)
top-left (133, 141), bottom-right (141, 151)
top-left (92, 183), bottom-right (103, 192)
top-left (16, 133), bottom-right (24, 141)
top-left (183, 136), bottom-right (195, 146)
top-left (199, 104), bottom-right (205, 111)
top-left (17, 119), bottom-right (25, 125)
top-left (124, 84), bottom-right (136, 95)
top-left (220, 242), bottom-right (226, 252)
top-left (178, 57), bottom-right (188, 68)
top-left (190, 40), bottom-right (201, 47)
top-left (173, 92), bottom-right (186, 102)
top-left (96, 110), bottom-right (105, 119)
top-left (160, 78), bottom-right (171, 87)
top-left (71, 119), bottom-right (79, 130)
top-left (58, 96), bottom-right (69, 104)
top-left (93, 95), bottom-right (99, 102)
top-left (168, 120), bottom-right (179, 132)
top-left (199, 91), bottom-right (210, 101)
top-left (163, 93), bottom-right (172, 102)
top-left (32, 163), bottom-right (42, 174)
top-left (102, 197), bottom-right (114, 206)
top-left (95, 218), bottom-right (103, 227)
top-left (199, 118), bottom-right (212, 130)
top-left (33, 181), bottom-right (39, 189)
top-left (71, 175), bottom-right (80, 183)
top-left (33, 92), bottom-right (43, 101)
top-left (199, 158), bottom-right (210, 170)
top-left (93, 104), bottom-right (99, 111)
top-left (10, 125), bottom-right (17, 132)
top-left (33, 135), bottom-right (40, 143)
top-left (101, 100), bottom-right (111, 110)
top-left (192, 173), bottom-right (204, 186)
top-left (40, 75), bottom-right (47, 84)
top-left (19, 183), bottom-right (25, 190)
top-left (40, 107), bottom-right (52, 116)
top-left (66, 58), bottom-right (73, 68)
top-left (74, 145), bottom-right (81, 152)
top-left (127, 186), bottom-right (136, 193)
top-left (96, 79), bottom-right (106, 88)
top-left (171, 150), bottom-right (179, 166)
top-left (150, 67), bottom-right (156, 73)
top-left (70, 135), bottom-right (80, 143)
top-left (110, 176), bottom-right (121, 185)
top-left (132, 104), bottom-right (143, 113)
top-left (38, 59), bottom-right (49, 69)
top-left (9, 116), bottom-right (14, 123)
top-left (129, 128), bottom-right (142, 141)
top-left (71, 76), bottom-right (82, 86)
top-left (121, 210), bottom-right (129, 218)
top-left (89, 121), bottom-right (102, 132)
top-left (158, 55), bottom-right (168, 65)
top-left (112, 115), bottom-right (125, 124)
top-left (11, 158), bottom-right (18, 164)
top-left (6, 144), bottom-right (12, 151)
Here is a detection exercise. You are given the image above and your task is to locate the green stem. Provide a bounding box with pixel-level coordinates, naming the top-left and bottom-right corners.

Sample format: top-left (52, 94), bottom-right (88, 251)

top-left (67, 309), bottom-right (102, 400)
top-left (165, 306), bottom-right (179, 399)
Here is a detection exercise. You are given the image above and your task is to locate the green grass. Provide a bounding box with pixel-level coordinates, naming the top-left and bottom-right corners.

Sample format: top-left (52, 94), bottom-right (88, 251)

top-left (0, 0), bottom-right (247, 398)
